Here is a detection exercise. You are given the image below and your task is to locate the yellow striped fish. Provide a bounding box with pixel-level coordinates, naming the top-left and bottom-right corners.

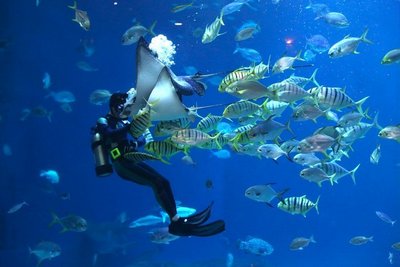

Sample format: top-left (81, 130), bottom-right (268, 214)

top-left (197, 114), bottom-right (227, 133)
top-left (223, 100), bottom-right (261, 119)
top-left (144, 140), bottom-right (188, 160)
top-left (218, 68), bottom-right (256, 92)
top-left (278, 195), bottom-right (320, 217)
top-left (171, 128), bottom-right (219, 147)
top-left (308, 86), bottom-right (369, 113)
top-left (124, 152), bottom-right (167, 164)
top-left (129, 107), bottom-right (152, 138)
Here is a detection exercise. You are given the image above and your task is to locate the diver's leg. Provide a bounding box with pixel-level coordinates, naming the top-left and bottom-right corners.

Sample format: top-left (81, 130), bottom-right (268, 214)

top-left (113, 160), bottom-right (177, 219)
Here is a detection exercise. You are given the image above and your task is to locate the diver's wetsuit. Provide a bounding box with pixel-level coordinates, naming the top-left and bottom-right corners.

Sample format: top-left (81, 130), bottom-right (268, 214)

top-left (96, 114), bottom-right (178, 220)
top-left (94, 92), bottom-right (225, 237)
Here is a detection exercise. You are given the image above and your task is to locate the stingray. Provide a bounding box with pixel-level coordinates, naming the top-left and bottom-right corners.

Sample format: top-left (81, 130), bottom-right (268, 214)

top-left (121, 37), bottom-right (226, 121)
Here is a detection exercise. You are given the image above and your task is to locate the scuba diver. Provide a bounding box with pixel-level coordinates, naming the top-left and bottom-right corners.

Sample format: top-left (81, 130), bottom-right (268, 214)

top-left (91, 92), bottom-right (225, 237)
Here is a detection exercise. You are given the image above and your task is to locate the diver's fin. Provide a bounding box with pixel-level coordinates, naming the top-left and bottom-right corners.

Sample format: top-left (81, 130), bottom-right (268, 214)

top-left (169, 219), bottom-right (225, 237)
top-left (187, 220), bottom-right (225, 237)
top-left (184, 202), bottom-right (213, 225)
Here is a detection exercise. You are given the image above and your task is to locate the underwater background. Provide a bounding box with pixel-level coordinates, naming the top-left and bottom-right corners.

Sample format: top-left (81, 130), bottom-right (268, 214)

top-left (1, 0), bottom-right (400, 266)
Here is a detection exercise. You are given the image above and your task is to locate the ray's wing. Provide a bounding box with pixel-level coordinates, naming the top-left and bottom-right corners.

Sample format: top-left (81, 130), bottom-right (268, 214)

top-left (148, 67), bottom-right (189, 121)
top-left (121, 37), bottom-right (164, 118)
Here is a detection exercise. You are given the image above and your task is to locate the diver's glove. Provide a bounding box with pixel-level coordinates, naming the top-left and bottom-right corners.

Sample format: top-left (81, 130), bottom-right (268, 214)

top-left (168, 202), bottom-right (225, 237)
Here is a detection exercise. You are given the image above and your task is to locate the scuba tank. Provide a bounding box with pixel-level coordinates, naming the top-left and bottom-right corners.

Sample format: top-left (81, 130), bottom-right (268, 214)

top-left (91, 132), bottom-right (113, 177)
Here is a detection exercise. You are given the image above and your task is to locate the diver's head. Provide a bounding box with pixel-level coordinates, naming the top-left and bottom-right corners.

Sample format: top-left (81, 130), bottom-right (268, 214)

top-left (109, 93), bottom-right (128, 119)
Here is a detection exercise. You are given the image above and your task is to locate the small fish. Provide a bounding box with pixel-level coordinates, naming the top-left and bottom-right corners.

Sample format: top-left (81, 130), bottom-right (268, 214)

top-left (349, 236), bottom-right (373, 245)
top-left (237, 236), bottom-right (274, 256)
top-left (388, 252), bottom-right (394, 265)
top-left (89, 89), bottom-right (112, 105)
top-left (29, 241), bottom-right (61, 266)
top-left (205, 179), bottom-right (213, 189)
top-left (129, 215), bottom-right (164, 228)
top-left (370, 144), bottom-right (381, 164)
top-left (223, 100), bottom-right (261, 119)
top-left (278, 195), bottom-right (320, 217)
top-left (381, 49), bottom-right (400, 64)
top-left (392, 242), bottom-right (400, 251)
top-left (202, 14), bottom-right (225, 44)
top-left (293, 153), bottom-right (320, 166)
top-left (76, 60), bottom-right (98, 72)
top-left (300, 167), bottom-right (333, 187)
top-left (234, 45), bottom-right (262, 62)
top-left (42, 72), bottom-right (51, 89)
top-left (59, 192), bottom-right (71, 200)
top-left (315, 162), bottom-right (360, 185)
top-left (272, 51), bottom-right (304, 74)
top-left (68, 1), bottom-right (90, 31)
top-left (316, 12), bottom-right (349, 28)
top-left (181, 154), bottom-right (196, 165)
top-left (378, 125), bottom-right (400, 142)
top-left (2, 144), bottom-right (12, 156)
top-left (8, 201), bottom-right (29, 214)
top-left (290, 235), bottom-right (316, 250)
top-left (171, 129), bottom-right (220, 147)
top-left (257, 144), bottom-right (289, 161)
top-left (40, 170), bottom-right (60, 184)
top-left (121, 21), bottom-right (157, 45)
top-left (245, 183), bottom-right (289, 206)
top-left (297, 134), bottom-right (336, 154)
top-left (49, 213), bottom-right (88, 232)
top-left (149, 227), bottom-right (180, 244)
top-left (145, 140), bottom-right (187, 160)
top-left (160, 206), bottom-right (196, 223)
top-left (171, 2), bottom-right (195, 13)
top-left (235, 21), bottom-right (260, 41)
top-left (375, 211), bottom-right (396, 226)
top-left (328, 29), bottom-right (372, 58)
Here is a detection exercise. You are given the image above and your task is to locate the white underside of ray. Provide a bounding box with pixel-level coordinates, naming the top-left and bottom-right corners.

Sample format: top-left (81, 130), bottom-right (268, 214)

top-left (147, 67), bottom-right (189, 121)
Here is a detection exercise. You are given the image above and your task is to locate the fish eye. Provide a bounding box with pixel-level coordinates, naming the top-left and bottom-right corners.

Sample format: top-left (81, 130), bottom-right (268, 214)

top-left (255, 192), bottom-right (261, 196)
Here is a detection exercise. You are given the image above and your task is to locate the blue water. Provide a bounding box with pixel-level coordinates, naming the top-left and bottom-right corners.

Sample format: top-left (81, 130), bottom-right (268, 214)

top-left (1, 0), bottom-right (400, 266)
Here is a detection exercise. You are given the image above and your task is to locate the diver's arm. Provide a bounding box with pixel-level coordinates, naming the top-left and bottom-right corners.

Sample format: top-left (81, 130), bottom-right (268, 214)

top-left (96, 117), bottom-right (130, 139)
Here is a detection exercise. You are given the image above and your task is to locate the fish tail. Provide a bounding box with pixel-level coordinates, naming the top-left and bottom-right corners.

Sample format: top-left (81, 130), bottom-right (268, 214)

top-left (310, 235), bottom-right (316, 243)
top-left (219, 13), bottom-right (225, 26)
top-left (285, 120), bottom-right (295, 136)
top-left (369, 236), bottom-right (374, 242)
top-left (354, 96), bottom-right (369, 114)
top-left (360, 28), bottom-right (373, 44)
top-left (350, 163), bottom-right (360, 185)
top-left (392, 220), bottom-right (396, 226)
top-left (309, 68), bottom-right (320, 87)
top-left (314, 195), bottom-right (321, 215)
top-left (276, 188), bottom-right (290, 204)
top-left (67, 1), bottom-right (77, 10)
top-left (49, 212), bottom-right (59, 228)
top-left (295, 50), bottom-right (305, 61)
top-left (233, 43), bottom-right (240, 54)
top-left (148, 21), bottom-right (157, 36)
top-left (372, 112), bottom-right (383, 130)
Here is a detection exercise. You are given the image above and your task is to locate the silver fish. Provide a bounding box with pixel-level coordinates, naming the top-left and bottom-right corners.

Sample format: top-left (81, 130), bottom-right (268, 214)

top-left (349, 236), bottom-right (373, 245)
top-left (375, 211), bottom-right (396, 226)
top-left (370, 144), bottom-right (381, 164)
top-left (8, 201), bottom-right (29, 214)
top-left (328, 29), bottom-right (372, 58)
top-left (290, 235), bottom-right (316, 250)
top-left (245, 183), bottom-right (288, 206)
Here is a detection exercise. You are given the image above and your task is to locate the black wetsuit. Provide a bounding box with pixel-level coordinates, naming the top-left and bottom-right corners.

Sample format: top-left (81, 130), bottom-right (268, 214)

top-left (95, 114), bottom-right (178, 220)
top-left (94, 112), bottom-right (225, 237)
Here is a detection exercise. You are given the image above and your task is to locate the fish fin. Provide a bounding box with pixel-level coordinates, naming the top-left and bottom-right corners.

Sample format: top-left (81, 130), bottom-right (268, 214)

top-left (360, 28), bottom-right (373, 44)
top-left (314, 195), bottom-right (321, 215)
top-left (148, 20), bottom-right (157, 36)
top-left (354, 96), bottom-right (369, 114)
top-left (276, 188), bottom-right (290, 204)
top-left (349, 163), bottom-right (360, 185)
top-left (49, 212), bottom-right (59, 228)
top-left (309, 68), bottom-right (320, 87)
top-left (67, 1), bottom-right (77, 10)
